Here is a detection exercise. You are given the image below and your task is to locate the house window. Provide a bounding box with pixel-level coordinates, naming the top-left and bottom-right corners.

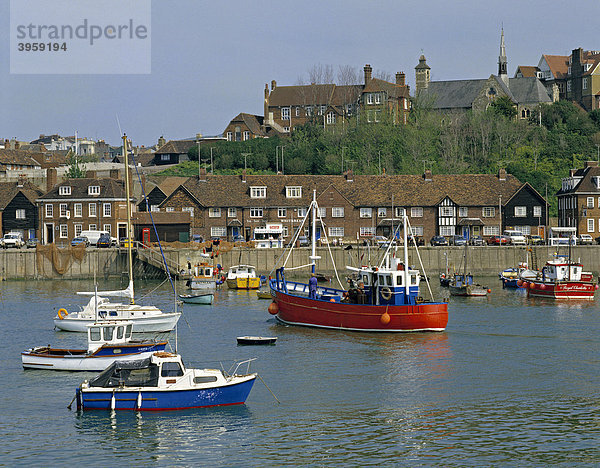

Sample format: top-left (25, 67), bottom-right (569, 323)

top-left (318, 207), bottom-right (326, 218)
top-left (439, 226), bottom-right (455, 236)
top-left (395, 207), bottom-right (405, 217)
top-left (567, 81), bottom-right (572, 92)
top-left (514, 206), bottom-right (527, 217)
top-left (298, 208), bottom-right (307, 218)
top-left (74, 203), bottom-right (82, 218)
top-left (332, 207), bottom-right (344, 217)
top-left (483, 226), bottom-right (500, 236)
top-left (74, 224), bottom-right (82, 237)
top-left (103, 203), bottom-right (111, 217)
top-left (250, 208), bottom-right (263, 218)
top-left (88, 186), bottom-right (100, 195)
top-left (281, 107), bottom-right (290, 120)
top-left (227, 132), bottom-right (232, 141)
top-left (60, 203), bottom-right (68, 217)
top-left (103, 224), bottom-right (111, 234)
top-left (482, 207), bottom-right (495, 217)
top-left (378, 208), bottom-right (387, 217)
top-left (587, 197), bottom-right (594, 208)
top-left (367, 94), bottom-right (374, 104)
top-left (16, 209), bottom-right (26, 219)
top-left (360, 208), bottom-right (372, 218)
top-left (283, 127), bottom-right (290, 133)
top-left (286, 186), bottom-right (302, 198)
top-left (533, 206), bottom-right (542, 217)
top-left (211, 226), bottom-right (226, 237)
top-left (60, 224), bottom-right (68, 238)
top-left (209, 207), bottom-right (221, 218)
top-left (583, 78), bottom-right (588, 90)
top-left (160, 154), bottom-right (170, 161)
top-left (166, 207), bottom-right (174, 212)
top-left (295, 107), bottom-right (300, 117)
top-left (89, 224), bottom-right (97, 231)
top-left (228, 208), bottom-right (237, 218)
top-left (588, 218), bottom-right (595, 233)
top-left (89, 203), bottom-right (96, 217)
top-left (459, 207), bottom-right (468, 217)
top-left (410, 226), bottom-right (424, 236)
top-left (319, 106), bottom-right (326, 115)
top-left (306, 106), bottom-right (313, 116)
top-left (360, 226), bottom-right (375, 236)
top-left (150, 205), bottom-right (160, 212)
top-left (59, 186), bottom-right (71, 195)
top-left (278, 207), bottom-right (287, 218)
top-left (329, 227), bottom-right (344, 237)
top-left (411, 207), bottom-right (423, 217)
top-left (375, 93), bottom-right (381, 104)
top-left (282, 226), bottom-right (289, 237)
top-left (243, 131), bottom-right (250, 141)
top-left (250, 186), bottom-right (266, 198)
top-left (326, 112), bottom-right (336, 124)
top-left (440, 206), bottom-right (454, 217)
top-left (515, 225), bottom-right (530, 235)
top-left (182, 207), bottom-right (195, 217)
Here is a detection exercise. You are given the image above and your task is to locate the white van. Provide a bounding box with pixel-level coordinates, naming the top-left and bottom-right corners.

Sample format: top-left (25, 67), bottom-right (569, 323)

top-left (504, 230), bottom-right (526, 245)
top-left (80, 230), bottom-right (110, 247)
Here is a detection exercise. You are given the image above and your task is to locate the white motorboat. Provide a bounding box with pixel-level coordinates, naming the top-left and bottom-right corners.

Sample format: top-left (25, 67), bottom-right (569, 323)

top-left (53, 134), bottom-right (181, 333)
top-left (22, 321), bottom-right (168, 371)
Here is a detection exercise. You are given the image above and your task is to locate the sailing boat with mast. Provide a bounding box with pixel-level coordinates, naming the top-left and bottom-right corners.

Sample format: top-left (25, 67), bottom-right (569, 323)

top-left (53, 134), bottom-right (182, 332)
top-left (268, 191), bottom-right (448, 332)
top-left (448, 240), bottom-right (489, 296)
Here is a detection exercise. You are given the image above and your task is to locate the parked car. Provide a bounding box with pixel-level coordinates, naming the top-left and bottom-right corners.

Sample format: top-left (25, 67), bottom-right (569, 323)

top-left (96, 234), bottom-right (112, 248)
top-left (504, 230), bottom-right (527, 245)
top-left (469, 235), bottom-right (485, 246)
top-left (527, 235), bottom-right (545, 245)
top-left (487, 235), bottom-right (510, 245)
top-left (407, 235), bottom-right (424, 246)
top-left (26, 238), bottom-right (39, 248)
top-left (579, 234), bottom-right (594, 245)
top-left (71, 236), bottom-right (90, 247)
top-left (371, 235), bottom-right (390, 247)
top-left (192, 234), bottom-right (204, 243)
top-left (1, 233), bottom-right (25, 249)
top-left (430, 235), bottom-right (448, 246)
top-left (297, 235), bottom-right (310, 247)
top-left (448, 235), bottom-right (467, 246)
top-left (232, 235), bottom-right (245, 244)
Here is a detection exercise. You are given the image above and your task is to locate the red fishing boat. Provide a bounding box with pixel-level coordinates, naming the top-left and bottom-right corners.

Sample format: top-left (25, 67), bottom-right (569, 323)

top-left (268, 192), bottom-right (448, 332)
top-left (520, 255), bottom-right (597, 299)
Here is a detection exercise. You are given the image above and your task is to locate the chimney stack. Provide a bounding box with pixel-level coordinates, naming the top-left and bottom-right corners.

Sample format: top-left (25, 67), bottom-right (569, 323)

top-left (345, 169), bottom-right (354, 182)
top-left (271, 80), bottom-right (277, 91)
top-left (110, 169), bottom-right (120, 179)
top-left (364, 64), bottom-right (372, 85)
top-left (498, 168), bottom-right (507, 181)
top-left (47, 168), bottom-right (57, 192)
top-left (17, 174), bottom-right (26, 187)
top-left (199, 167), bottom-right (207, 182)
top-left (584, 161), bottom-right (598, 169)
top-left (424, 169), bottom-right (432, 181)
top-left (241, 169), bottom-right (247, 183)
top-left (86, 170), bottom-right (97, 178)
top-left (396, 72), bottom-right (405, 86)
top-left (570, 169), bottom-right (577, 177)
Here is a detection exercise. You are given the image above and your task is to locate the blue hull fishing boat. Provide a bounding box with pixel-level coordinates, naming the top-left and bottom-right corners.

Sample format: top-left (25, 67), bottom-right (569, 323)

top-left (76, 352), bottom-right (256, 411)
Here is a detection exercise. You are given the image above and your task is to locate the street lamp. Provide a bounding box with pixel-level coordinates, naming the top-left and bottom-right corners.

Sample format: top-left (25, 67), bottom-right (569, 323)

top-left (280, 146), bottom-right (286, 174)
top-left (341, 146), bottom-right (347, 174)
top-left (197, 140), bottom-right (201, 179)
top-left (210, 147), bottom-right (215, 173)
top-left (241, 153), bottom-right (251, 172)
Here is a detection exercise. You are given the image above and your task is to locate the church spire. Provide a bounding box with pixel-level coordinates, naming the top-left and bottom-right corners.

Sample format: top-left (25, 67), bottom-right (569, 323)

top-left (498, 28), bottom-right (507, 78)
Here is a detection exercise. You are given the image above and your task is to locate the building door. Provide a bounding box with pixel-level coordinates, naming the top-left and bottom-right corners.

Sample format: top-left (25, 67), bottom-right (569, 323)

top-left (462, 226), bottom-right (469, 239)
top-left (45, 223), bottom-right (54, 244)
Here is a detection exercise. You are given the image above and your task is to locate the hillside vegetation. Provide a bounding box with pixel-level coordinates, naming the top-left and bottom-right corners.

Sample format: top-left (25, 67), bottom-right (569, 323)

top-left (158, 101), bottom-right (600, 215)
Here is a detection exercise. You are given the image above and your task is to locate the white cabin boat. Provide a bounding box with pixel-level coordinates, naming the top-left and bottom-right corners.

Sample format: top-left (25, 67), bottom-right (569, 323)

top-left (226, 265), bottom-right (260, 289)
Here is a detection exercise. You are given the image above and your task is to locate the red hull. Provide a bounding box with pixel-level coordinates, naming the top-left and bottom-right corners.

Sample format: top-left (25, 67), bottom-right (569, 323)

top-left (273, 291), bottom-right (448, 332)
top-left (526, 281), bottom-right (597, 299)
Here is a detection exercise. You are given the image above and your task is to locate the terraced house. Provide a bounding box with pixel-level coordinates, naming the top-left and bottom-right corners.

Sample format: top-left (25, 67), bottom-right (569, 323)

top-left (36, 170), bottom-right (134, 244)
top-left (155, 169), bottom-right (547, 244)
top-left (557, 161), bottom-right (600, 236)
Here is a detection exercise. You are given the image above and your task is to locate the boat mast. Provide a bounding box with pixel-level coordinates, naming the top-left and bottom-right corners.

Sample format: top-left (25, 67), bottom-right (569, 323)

top-left (403, 212), bottom-right (409, 296)
top-left (311, 189), bottom-right (317, 274)
top-left (122, 134), bottom-right (135, 305)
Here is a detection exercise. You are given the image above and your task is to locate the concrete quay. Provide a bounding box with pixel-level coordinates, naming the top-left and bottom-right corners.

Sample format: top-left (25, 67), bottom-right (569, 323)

top-left (0, 245), bottom-right (597, 281)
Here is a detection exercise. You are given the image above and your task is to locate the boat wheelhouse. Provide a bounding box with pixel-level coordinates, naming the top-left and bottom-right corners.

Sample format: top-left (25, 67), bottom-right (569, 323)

top-left (226, 265), bottom-right (260, 289)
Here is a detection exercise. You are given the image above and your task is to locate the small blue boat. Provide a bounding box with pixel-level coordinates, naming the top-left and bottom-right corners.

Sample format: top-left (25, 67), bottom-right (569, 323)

top-left (76, 352), bottom-right (256, 411)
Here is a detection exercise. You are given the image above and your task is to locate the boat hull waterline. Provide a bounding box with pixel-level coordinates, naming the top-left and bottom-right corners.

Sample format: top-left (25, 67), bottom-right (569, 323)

top-left (271, 289), bottom-right (447, 332)
top-left (525, 281), bottom-right (597, 299)
top-left (77, 377), bottom-right (256, 411)
top-left (53, 313), bottom-right (181, 333)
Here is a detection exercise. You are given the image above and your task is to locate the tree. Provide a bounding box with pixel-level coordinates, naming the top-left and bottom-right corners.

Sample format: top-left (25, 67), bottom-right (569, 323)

top-left (65, 153), bottom-right (86, 178)
top-left (489, 96), bottom-right (517, 119)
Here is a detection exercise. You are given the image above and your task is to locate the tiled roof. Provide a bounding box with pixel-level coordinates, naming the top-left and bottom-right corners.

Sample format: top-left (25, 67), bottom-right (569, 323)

top-left (507, 77), bottom-right (552, 104)
top-left (170, 173), bottom-right (525, 209)
top-left (363, 78), bottom-right (409, 98)
top-left (0, 180), bottom-right (44, 210)
top-left (422, 79), bottom-right (487, 109)
top-left (155, 139), bottom-right (196, 155)
top-left (38, 177), bottom-right (129, 200)
top-left (515, 66), bottom-right (538, 78)
top-left (542, 55), bottom-right (569, 80)
top-left (230, 113), bottom-right (266, 136)
top-left (269, 84), bottom-right (336, 107)
top-left (0, 149), bottom-right (43, 167)
top-left (558, 165), bottom-right (600, 195)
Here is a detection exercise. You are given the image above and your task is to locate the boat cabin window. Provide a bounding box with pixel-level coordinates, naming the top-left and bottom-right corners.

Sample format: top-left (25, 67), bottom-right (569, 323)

top-left (126, 324), bottom-right (132, 338)
top-left (379, 274), bottom-right (392, 286)
top-left (103, 326), bottom-right (115, 341)
top-left (161, 361), bottom-right (184, 377)
top-left (90, 327), bottom-right (101, 341)
top-left (410, 273), bottom-right (418, 286)
top-left (108, 311), bottom-right (118, 317)
top-left (194, 376), bottom-right (218, 384)
top-left (204, 268), bottom-right (211, 276)
top-left (231, 268), bottom-right (237, 274)
top-left (361, 274), bottom-right (370, 286)
top-left (396, 275), bottom-right (403, 286)
top-left (116, 326), bottom-right (124, 340)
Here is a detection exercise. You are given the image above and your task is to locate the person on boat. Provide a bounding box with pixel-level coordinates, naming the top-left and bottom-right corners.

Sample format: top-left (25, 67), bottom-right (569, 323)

top-left (309, 274), bottom-right (318, 299)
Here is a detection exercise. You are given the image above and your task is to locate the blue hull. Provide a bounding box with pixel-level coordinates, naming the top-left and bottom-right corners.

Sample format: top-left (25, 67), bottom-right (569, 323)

top-left (93, 342), bottom-right (167, 357)
top-left (78, 378), bottom-right (256, 411)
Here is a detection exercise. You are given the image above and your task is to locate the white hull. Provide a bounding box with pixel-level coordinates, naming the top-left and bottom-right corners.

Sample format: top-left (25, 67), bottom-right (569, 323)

top-left (21, 351), bottom-right (156, 371)
top-left (188, 279), bottom-right (217, 290)
top-left (54, 313), bottom-right (181, 333)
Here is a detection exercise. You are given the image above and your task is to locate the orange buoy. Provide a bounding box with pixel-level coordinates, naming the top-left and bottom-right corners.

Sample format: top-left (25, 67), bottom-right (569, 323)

top-left (529, 282), bottom-right (536, 289)
top-left (268, 302), bottom-right (279, 315)
top-left (330, 298), bottom-right (336, 302)
top-left (539, 284), bottom-right (546, 290)
top-left (487, 289), bottom-right (491, 293)
top-left (380, 312), bottom-right (391, 325)
top-left (516, 280), bottom-right (523, 287)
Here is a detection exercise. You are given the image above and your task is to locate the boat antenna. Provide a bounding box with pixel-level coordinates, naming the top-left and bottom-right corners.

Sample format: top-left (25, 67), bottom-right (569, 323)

top-left (122, 134), bottom-right (135, 305)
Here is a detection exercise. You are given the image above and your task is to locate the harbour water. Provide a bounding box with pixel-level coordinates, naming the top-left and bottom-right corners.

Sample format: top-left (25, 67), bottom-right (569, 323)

top-left (2, 278), bottom-right (600, 466)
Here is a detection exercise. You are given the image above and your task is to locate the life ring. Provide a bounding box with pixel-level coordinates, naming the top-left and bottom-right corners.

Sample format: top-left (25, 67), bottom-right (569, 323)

top-left (381, 287), bottom-right (392, 300)
top-left (57, 308), bottom-right (68, 320)
top-left (416, 296), bottom-right (424, 304)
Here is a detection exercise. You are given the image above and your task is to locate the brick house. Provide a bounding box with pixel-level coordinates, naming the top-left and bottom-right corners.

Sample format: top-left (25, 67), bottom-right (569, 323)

top-left (155, 168), bottom-right (547, 243)
top-left (566, 48), bottom-right (600, 111)
top-left (224, 113), bottom-right (266, 141)
top-left (557, 160), bottom-right (600, 236)
top-left (37, 171), bottom-right (135, 244)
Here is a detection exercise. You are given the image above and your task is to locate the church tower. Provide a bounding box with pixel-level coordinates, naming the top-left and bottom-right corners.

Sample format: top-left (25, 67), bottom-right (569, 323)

top-left (415, 54), bottom-right (430, 94)
top-left (498, 28), bottom-right (508, 85)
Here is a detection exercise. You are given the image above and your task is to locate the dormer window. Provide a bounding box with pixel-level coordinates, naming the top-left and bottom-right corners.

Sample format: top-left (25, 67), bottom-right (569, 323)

top-left (286, 186), bottom-right (302, 198)
top-left (59, 186), bottom-right (71, 196)
top-left (250, 186), bottom-right (266, 198)
top-left (88, 186), bottom-right (100, 195)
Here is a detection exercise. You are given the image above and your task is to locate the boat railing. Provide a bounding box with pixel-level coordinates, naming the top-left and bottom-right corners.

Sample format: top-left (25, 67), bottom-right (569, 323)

top-left (225, 358), bottom-right (257, 379)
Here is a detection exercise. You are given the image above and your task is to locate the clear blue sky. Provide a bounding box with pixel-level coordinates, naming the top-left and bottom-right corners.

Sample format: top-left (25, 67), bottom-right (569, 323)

top-left (1, 0), bottom-right (598, 146)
